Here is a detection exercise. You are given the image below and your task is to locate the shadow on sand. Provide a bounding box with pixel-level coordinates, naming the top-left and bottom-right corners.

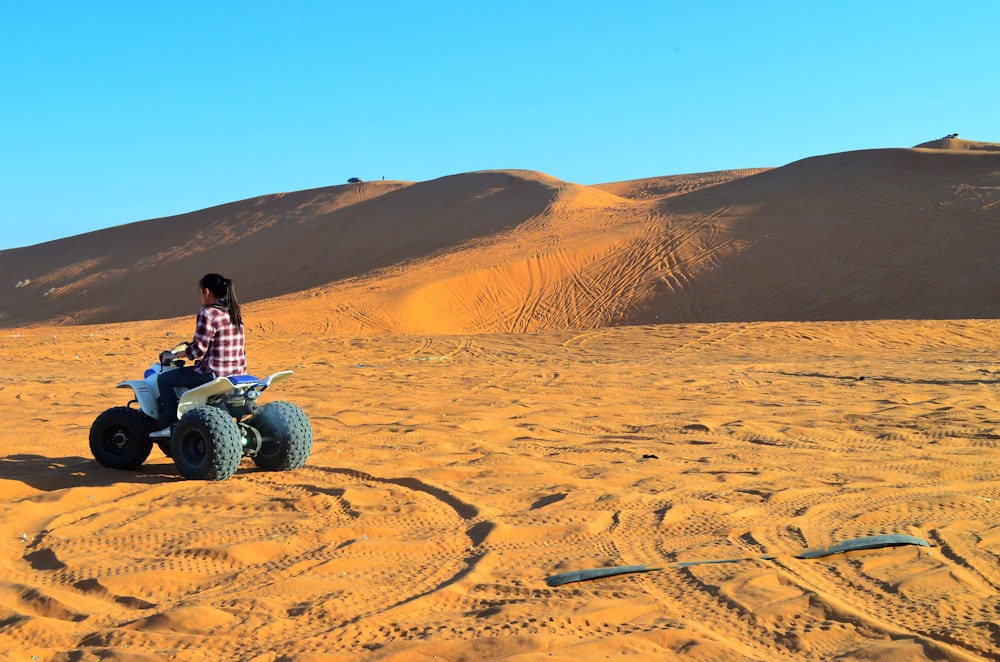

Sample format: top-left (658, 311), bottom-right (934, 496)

top-left (0, 454), bottom-right (179, 491)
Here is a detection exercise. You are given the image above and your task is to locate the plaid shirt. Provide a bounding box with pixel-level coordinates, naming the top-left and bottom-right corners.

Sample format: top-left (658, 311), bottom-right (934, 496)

top-left (184, 303), bottom-right (247, 377)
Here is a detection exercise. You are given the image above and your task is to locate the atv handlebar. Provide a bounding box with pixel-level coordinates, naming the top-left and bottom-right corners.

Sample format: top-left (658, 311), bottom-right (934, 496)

top-left (160, 342), bottom-right (191, 367)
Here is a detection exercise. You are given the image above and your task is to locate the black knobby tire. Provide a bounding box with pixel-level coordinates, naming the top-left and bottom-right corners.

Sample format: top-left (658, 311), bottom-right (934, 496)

top-left (171, 406), bottom-right (243, 481)
top-left (250, 401), bottom-right (313, 471)
top-left (90, 407), bottom-right (155, 470)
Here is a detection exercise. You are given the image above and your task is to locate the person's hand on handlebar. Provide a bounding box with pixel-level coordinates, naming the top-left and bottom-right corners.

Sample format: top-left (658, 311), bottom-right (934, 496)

top-left (160, 343), bottom-right (189, 366)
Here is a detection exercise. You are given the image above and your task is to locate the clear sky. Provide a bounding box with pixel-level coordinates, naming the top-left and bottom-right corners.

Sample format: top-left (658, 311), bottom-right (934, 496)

top-left (1, 1), bottom-right (996, 250)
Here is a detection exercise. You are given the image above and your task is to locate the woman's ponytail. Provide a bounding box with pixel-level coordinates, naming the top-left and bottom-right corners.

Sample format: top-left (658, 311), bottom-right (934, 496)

top-left (200, 273), bottom-right (244, 328)
top-left (224, 278), bottom-right (243, 328)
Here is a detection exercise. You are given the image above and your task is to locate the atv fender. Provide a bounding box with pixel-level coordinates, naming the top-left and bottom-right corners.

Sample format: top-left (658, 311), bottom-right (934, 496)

top-left (117, 379), bottom-right (160, 419)
top-left (176, 371), bottom-right (295, 419)
top-left (177, 377), bottom-right (238, 419)
top-left (262, 370), bottom-right (294, 387)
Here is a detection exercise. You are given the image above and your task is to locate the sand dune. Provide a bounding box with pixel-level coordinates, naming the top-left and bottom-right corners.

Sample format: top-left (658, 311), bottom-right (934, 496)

top-left (3, 140), bottom-right (999, 332)
top-left (1, 139), bottom-right (1000, 660)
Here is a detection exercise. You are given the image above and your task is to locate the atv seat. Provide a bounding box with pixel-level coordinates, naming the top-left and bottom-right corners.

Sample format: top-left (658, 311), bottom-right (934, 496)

top-left (227, 374), bottom-right (261, 386)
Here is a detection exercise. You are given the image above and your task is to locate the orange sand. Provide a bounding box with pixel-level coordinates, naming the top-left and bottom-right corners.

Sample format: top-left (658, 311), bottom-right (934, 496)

top-left (1, 139), bottom-right (999, 660)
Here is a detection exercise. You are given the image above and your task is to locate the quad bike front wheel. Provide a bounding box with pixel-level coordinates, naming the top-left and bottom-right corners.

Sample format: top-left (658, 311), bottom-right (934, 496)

top-left (90, 406), bottom-right (155, 470)
top-left (250, 401), bottom-right (313, 471)
top-left (172, 406), bottom-right (243, 481)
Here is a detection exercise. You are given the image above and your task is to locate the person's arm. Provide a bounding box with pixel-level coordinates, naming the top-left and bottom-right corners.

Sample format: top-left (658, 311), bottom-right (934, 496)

top-left (167, 308), bottom-right (215, 362)
top-left (187, 308), bottom-right (216, 359)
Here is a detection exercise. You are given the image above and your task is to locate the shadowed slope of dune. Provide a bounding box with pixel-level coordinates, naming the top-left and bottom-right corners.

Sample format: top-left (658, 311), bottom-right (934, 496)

top-left (1, 181), bottom-right (405, 325)
top-left (627, 147), bottom-right (1000, 323)
top-left (0, 172), bottom-right (560, 326)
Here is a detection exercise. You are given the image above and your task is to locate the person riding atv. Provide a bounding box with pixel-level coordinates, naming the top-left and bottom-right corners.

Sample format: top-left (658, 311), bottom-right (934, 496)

top-left (89, 343), bottom-right (312, 480)
top-left (155, 273), bottom-right (247, 435)
top-left (88, 273), bottom-right (312, 480)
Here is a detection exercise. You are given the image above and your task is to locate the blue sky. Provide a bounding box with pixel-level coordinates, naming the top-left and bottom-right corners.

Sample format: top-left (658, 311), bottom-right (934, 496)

top-left (1, 1), bottom-right (996, 249)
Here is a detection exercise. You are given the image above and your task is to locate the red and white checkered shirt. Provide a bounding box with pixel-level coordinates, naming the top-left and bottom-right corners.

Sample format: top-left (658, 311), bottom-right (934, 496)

top-left (184, 303), bottom-right (247, 377)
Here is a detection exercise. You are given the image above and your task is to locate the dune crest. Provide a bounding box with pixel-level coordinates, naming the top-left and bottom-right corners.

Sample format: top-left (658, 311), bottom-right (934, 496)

top-left (913, 136), bottom-right (1000, 151)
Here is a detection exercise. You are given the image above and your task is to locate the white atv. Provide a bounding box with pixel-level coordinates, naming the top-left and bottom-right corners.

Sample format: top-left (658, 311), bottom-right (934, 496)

top-left (89, 343), bottom-right (313, 481)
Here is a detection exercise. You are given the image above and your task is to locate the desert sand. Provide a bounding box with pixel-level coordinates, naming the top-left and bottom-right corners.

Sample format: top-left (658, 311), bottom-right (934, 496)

top-left (1, 139), bottom-right (999, 660)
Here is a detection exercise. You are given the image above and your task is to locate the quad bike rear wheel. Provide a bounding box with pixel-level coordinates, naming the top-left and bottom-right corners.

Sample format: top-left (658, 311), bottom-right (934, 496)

top-left (172, 406), bottom-right (243, 481)
top-left (250, 401), bottom-right (313, 471)
top-left (90, 406), bottom-right (155, 470)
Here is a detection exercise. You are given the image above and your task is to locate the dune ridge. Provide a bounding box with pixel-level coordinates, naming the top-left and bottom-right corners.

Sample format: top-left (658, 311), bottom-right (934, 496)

top-left (914, 136), bottom-right (1000, 151)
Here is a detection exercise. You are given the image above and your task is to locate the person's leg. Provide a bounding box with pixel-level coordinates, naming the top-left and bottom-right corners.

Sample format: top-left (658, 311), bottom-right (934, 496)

top-left (156, 368), bottom-right (214, 427)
